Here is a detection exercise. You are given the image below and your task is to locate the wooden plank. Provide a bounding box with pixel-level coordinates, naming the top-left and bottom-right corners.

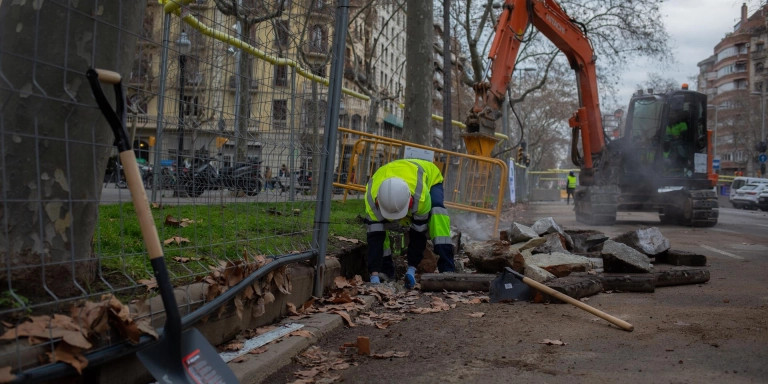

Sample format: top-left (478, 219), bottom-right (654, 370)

top-left (419, 273), bottom-right (496, 292)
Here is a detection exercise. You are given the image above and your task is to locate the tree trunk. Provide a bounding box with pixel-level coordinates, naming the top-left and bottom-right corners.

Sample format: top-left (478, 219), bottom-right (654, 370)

top-left (0, 1), bottom-right (145, 298)
top-left (235, 22), bottom-right (253, 163)
top-left (404, 0), bottom-right (433, 145)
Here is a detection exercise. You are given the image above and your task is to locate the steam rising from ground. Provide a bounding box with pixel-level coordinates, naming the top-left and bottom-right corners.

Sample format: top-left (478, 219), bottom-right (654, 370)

top-left (451, 213), bottom-right (496, 242)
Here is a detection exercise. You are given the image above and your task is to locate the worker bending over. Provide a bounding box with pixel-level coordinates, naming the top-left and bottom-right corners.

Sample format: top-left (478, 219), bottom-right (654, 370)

top-left (364, 159), bottom-right (455, 288)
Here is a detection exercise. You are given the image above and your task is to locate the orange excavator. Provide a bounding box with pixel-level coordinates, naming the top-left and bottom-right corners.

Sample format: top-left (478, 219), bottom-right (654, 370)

top-left (467, 0), bottom-right (719, 226)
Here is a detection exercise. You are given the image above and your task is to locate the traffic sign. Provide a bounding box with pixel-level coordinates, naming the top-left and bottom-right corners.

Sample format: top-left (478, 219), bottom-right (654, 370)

top-left (759, 153), bottom-right (768, 163)
top-left (712, 159), bottom-right (720, 170)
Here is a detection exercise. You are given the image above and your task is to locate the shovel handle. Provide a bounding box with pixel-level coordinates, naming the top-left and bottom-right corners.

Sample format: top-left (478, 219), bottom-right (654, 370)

top-left (510, 269), bottom-right (634, 332)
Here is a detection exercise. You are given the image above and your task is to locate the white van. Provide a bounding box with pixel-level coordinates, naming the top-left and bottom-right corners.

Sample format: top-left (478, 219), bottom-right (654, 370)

top-left (730, 177), bottom-right (768, 204)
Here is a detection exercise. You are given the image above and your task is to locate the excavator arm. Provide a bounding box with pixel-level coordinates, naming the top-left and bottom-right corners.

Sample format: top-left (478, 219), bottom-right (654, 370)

top-left (467, 0), bottom-right (605, 178)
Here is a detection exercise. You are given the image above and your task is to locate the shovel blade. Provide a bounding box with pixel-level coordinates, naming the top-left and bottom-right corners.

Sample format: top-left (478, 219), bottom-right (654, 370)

top-left (489, 267), bottom-right (532, 303)
top-left (138, 327), bottom-right (238, 384)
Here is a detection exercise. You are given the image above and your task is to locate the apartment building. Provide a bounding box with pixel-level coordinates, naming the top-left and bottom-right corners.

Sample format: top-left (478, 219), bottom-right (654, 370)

top-left (698, 3), bottom-right (768, 176)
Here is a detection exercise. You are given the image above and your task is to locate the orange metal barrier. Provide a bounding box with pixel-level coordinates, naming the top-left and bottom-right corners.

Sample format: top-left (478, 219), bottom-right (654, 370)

top-left (333, 128), bottom-right (508, 233)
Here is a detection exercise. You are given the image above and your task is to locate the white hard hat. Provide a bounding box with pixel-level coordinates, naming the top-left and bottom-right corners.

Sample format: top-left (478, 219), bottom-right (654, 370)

top-left (377, 177), bottom-right (412, 220)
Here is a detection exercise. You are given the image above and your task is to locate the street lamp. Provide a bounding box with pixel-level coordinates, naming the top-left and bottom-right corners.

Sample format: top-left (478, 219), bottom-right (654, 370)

top-left (176, 31), bottom-right (192, 169)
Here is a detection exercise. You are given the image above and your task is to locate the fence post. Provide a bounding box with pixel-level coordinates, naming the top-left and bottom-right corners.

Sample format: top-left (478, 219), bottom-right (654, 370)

top-left (313, 0), bottom-right (350, 297)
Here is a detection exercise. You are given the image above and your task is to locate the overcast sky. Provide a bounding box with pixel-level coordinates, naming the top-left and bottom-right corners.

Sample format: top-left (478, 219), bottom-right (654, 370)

top-left (616, 0), bottom-right (754, 105)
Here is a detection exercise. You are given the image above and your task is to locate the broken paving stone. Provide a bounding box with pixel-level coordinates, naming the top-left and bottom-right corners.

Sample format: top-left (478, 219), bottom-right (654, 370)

top-left (566, 230), bottom-right (609, 255)
top-left (542, 275), bottom-right (603, 302)
top-left (532, 233), bottom-right (570, 255)
top-left (510, 237), bottom-right (548, 253)
top-left (464, 240), bottom-right (521, 273)
top-left (523, 264), bottom-right (556, 283)
top-left (613, 227), bottom-right (670, 256)
top-left (506, 222), bottom-right (540, 244)
top-left (531, 217), bottom-right (573, 249)
top-left (654, 249), bottom-right (707, 266)
top-left (653, 266), bottom-right (710, 287)
top-left (515, 251), bottom-right (593, 278)
top-left (600, 240), bottom-right (652, 273)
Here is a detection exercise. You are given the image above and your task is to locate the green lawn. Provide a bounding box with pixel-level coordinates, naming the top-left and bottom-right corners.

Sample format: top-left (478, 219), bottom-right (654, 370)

top-left (95, 198), bottom-right (368, 282)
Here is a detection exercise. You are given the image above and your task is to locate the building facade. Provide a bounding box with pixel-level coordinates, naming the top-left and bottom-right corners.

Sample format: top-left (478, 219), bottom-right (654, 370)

top-left (698, 3), bottom-right (768, 177)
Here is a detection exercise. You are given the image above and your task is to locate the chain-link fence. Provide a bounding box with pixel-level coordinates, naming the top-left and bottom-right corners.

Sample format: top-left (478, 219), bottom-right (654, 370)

top-left (0, 0), bottom-right (357, 379)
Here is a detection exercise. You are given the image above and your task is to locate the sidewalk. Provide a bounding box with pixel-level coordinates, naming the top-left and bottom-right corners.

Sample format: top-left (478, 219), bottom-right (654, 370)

top-left (226, 295), bottom-right (376, 383)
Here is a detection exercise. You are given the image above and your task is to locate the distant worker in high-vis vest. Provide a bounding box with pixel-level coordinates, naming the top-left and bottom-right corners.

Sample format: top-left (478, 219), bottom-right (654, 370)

top-left (364, 159), bottom-right (455, 289)
top-left (566, 171), bottom-right (577, 205)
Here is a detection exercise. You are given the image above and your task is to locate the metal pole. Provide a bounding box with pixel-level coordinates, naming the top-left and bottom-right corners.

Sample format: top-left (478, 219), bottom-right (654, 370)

top-left (762, 88), bottom-right (766, 145)
top-left (177, 54), bottom-right (186, 169)
top-left (312, 0), bottom-right (349, 297)
top-left (151, 14), bottom-right (172, 203)
top-left (714, 106), bottom-right (718, 158)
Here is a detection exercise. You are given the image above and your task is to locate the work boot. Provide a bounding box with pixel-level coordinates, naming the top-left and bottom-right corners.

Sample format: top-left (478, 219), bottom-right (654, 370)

top-left (404, 266), bottom-right (416, 289)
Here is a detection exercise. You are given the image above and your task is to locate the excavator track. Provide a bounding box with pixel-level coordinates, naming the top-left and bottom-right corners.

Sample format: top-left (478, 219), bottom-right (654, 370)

top-left (659, 189), bottom-right (718, 227)
top-left (574, 185), bottom-right (619, 225)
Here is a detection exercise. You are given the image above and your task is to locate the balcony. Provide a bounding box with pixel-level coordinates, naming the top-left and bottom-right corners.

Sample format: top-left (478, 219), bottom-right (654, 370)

top-left (228, 76), bottom-right (259, 90)
top-left (185, 72), bottom-right (205, 86)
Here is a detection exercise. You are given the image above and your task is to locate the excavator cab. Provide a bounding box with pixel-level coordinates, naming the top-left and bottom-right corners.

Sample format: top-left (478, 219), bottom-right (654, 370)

top-left (614, 87), bottom-right (717, 226)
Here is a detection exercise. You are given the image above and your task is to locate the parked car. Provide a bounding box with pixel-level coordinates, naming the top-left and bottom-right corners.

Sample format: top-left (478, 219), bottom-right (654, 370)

top-left (731, 183), bottom-right (768, 209)
top-left (757, 190), bottom-right (768, 211)
top-left (729, 176), bottom-right (768, 205)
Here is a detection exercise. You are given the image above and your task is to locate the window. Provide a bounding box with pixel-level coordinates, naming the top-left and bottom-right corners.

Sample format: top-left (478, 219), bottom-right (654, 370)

top-left (272, 99), bottom-right (287, 129)
top-left (274, 65), bottom-right (288, 86)
top-left (183, 95), bottom-right (200, 117)
top-left (311, 65), bottom-right (326, 77)
top-left (309, 25), bottom-right (326, 52)
top-left (275, 20), bottom-right (289, 47)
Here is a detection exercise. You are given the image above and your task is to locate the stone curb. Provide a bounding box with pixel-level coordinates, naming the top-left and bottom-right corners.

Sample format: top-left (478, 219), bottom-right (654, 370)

top-left (228, 295), bottom-right (377, 384)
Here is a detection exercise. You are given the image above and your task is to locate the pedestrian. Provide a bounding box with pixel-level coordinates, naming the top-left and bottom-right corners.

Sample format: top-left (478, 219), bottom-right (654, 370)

top-left (566, 171), bottom-right (577, 205)
top-left (264, 166), bottom-right (273, 190)
top-left (279, 164), bottom-right (288, 177)
top-left (364, 158), bottom-right (455, 288)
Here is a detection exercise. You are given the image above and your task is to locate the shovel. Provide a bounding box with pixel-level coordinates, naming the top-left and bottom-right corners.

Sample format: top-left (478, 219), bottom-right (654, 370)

top-left (86, 68), bottom-right (239, 383)
top-left (492, 267), bottom-right (634, 332)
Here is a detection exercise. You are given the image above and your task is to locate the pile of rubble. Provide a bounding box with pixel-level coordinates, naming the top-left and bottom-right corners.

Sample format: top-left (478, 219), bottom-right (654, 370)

top-left (454, 217), bottom-right (709, 301)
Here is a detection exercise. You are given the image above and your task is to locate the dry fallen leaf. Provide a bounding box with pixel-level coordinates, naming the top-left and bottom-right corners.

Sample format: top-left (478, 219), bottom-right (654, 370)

top-left (0, 366), bottom-right (15, 383)
top-left (334, 236), bottom-right (360, 244)
top-left (137, 278), bottom-right (158, 292)
top-left (163, 236), bottom-right (190, 245)
top-left (290, 330), bottom-right (315, 338)
top-left (539, 339), bottom-right (567, 346)
top-left (331, 310), bottom-right (356, 327)
top-left (47, 343), bottom-right (88, 374)
top-left (248, 346), bottom-right (268, 355)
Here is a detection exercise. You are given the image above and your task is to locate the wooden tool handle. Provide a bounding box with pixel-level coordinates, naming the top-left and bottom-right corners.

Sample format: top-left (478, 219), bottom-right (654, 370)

top-left (517, 272), bottom-right (634, 332)
top-left (94, 68), bottom-right (122, 84)
top-left (120, 152), bottom-right (164, 261)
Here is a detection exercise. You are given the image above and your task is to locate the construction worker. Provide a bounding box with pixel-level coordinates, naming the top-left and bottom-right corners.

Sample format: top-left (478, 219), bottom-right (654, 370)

top-left (566, 171), bottom-right (577, 205)
top-left (364, 158), bottom-right (455, 288)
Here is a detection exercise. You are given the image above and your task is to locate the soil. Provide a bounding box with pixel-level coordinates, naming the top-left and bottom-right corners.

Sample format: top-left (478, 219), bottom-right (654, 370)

top-left (263, 202), bottom-right (768, 384)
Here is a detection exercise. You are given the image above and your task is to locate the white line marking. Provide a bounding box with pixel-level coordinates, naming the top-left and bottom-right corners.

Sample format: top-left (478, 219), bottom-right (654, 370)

top-left (700, 244), bottom-right (744, 260)
top-left (710, 228), bottom-right (741, 234)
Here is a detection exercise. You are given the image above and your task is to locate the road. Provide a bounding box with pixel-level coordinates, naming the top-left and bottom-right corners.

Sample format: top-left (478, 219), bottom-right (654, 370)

top-left (263, 199), bottom-right (768, 384)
